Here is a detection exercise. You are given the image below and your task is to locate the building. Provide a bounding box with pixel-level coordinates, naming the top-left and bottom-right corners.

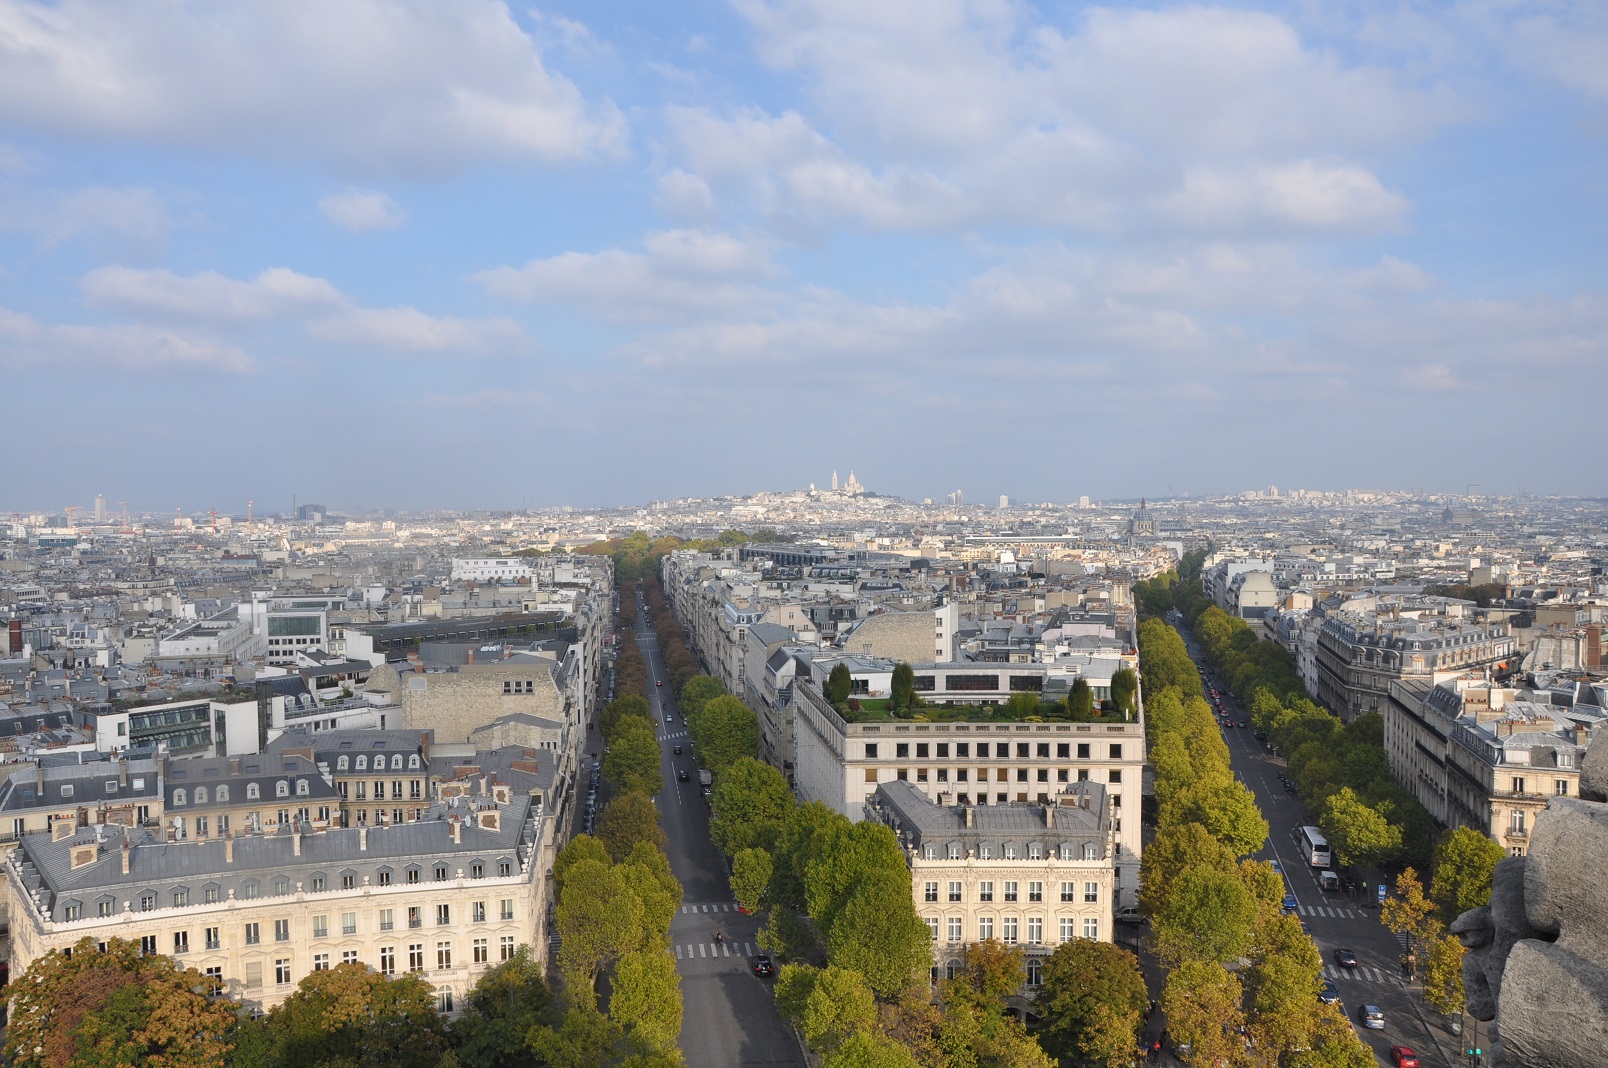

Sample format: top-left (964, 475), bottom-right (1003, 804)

top-left (4, 774), bottom-right (548, 1017)
top-left (791, 676), bottom-right (1144, 906)
top-left (864, 779), bottom-right (1116, 990)
top-left (450, 559), bottom-right (535, 584)
top-left (1314, 609), bottom-right (1517, 721)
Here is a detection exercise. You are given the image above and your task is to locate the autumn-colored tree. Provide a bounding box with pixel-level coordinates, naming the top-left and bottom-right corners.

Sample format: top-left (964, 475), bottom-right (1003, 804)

top-left (4, 937), bottom-right (237, 1068)
top-left (1423, 932), bottom-right (1466, 1016)
top-left (1380, 867), bottom-right (1439, 951)
top-left (942, 939), bottom-right (1026, 1016)
top-left (261, 962), bottom-right (448, 1068)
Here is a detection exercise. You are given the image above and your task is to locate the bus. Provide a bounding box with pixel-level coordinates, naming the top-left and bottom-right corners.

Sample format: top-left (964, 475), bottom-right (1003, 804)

top-left (1295, 825), bottom-right (1331, 868)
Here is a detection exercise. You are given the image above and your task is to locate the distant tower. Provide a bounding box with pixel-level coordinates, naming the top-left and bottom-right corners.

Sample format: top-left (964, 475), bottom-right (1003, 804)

top-left (94, 494), bottom-right (106, 522)
top-left (832, 470), bottom-right (839, 492)
top-left (999, 494), bottom-right (1010, 509)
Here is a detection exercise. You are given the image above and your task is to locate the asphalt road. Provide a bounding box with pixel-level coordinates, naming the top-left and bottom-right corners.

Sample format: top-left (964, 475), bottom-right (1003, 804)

top-left (633, 599), bottom-right (808, 1068)
top-left (1174, 615), bottom-right (1465, 1068)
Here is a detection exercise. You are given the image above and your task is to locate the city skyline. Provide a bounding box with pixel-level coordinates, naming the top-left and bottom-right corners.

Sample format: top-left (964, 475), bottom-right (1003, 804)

top-left (1, 1), bottom-right (1604, 507)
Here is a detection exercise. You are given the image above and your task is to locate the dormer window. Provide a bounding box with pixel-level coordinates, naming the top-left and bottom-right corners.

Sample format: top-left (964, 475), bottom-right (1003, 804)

top-left (295, 779), bottom-right (309, 797)
top-left (172, 789), bottom-right (186, 806)
top-left (61, 784), bottom-right (74, 799)
top-left (337, 756), bottom-right (349, 771)
top-left (392, 755), bottom-right (403, 770)
top-left (216, 785), bottom-right (229, 803)
top-left (275, 780), bottom-right (289, 798)
top-left (246, 783), bottom-right (260, 800)
top-left (356, 756), bottom-right (367, 771)
top-left (409, 755), bottom-right (421, 769)
top-left (194, 787), bottom-right (207, 805)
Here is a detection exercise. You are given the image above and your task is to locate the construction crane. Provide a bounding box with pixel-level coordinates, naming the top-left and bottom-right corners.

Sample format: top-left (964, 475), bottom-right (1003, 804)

top-left (63, 506), bottom-right (79, 533)
top-left (210, 508), bottom-right (218, 534)
top-left (117, 502), bottom-right (128, 534)
top-left (248, 498), bottom-right (254, 535)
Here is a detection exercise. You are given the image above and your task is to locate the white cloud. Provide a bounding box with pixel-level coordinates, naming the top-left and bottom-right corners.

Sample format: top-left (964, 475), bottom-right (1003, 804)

top-left (1165, 160), bottom-right (1411, 233)
top-left (82, 265), bottom-right (522, 353)
top-left (417, 389), bottom-right (546, 409)
top-left (318, 189), bottom-right (407, 232)
top-left (0, 184), bottom-right (170, 248)
top-left (474, 229), bottom-right (775, 324)
top-left (0, 0), bottom-right (626, 176)
top-left (0, 306), bottom-right (253, 373)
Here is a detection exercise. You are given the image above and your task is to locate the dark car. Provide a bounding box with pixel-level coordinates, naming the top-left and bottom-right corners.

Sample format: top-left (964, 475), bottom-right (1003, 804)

top-left (1388, 1047), bottom-right (1420, 1068)
top-left (751, 955), bottom-right (775, 978)
top-left (656, 680), bottom-right (663, 687)
top-left (1318, 979), bottom-right (1340, 1004)
top-left (1334, 948), bottom-right (1359, 969)
top-left (1237, 720), bottom-right (1249, 728)
top-left (673, 745), bottom-right (682, 755)
top-left (678, 769), bottom-right (689, 782)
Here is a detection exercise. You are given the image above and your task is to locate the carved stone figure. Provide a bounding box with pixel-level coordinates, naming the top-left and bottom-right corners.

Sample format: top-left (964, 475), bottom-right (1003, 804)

top-left (1452, 732), bottom-right (1608, 1067)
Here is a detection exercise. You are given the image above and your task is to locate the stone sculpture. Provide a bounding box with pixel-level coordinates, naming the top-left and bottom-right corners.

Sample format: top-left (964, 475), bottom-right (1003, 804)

top-left (1451, 731), bottom-right (1608, 1067)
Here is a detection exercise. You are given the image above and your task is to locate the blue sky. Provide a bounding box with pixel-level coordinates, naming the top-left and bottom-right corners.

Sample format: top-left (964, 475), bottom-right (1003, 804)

top-left (1, 0), bottom-right (1604, 514)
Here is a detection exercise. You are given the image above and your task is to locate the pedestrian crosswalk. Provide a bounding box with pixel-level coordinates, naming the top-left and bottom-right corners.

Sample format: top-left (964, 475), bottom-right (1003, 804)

top-left (1323, 964), bottom-right (1400, 985)
top-left (1298, 904), bottom-right (1368, 920)
top-left (680, 902), bottom-right (741, 914)
top-left (673, 940), bottom-right (758, 960)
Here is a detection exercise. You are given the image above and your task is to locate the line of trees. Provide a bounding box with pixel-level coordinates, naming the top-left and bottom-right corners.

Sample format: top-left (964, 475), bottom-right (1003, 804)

top-left (1137, 620), bottom-right (1373, 1068)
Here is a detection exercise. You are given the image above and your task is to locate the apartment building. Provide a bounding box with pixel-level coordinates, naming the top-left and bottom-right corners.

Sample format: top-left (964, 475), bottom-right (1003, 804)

top-left (4, 782), bottom-right (547, 1016)
top-left (1312, 605), bottom-right (1516, 721)
top-left (792, 677), bottom-right (1144, 906)
top-left (865, 779), bottom-right (1115, 990)
top-left (1384, 675), bottom-right (1602, 856)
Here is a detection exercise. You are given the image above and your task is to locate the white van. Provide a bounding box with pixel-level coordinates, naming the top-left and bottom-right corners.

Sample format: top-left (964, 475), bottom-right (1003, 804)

top-left (1319, 870), bottom-right (1341, 892)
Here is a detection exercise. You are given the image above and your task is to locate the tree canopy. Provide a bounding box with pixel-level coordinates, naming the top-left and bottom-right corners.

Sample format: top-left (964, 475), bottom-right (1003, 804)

top-left (1034, 939), bottom-right (1147, 1065)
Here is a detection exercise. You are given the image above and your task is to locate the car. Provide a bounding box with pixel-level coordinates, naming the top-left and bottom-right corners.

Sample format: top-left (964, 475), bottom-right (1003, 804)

top-left (1388, 1047), bottom-right (1420, 1068)
top-left (678, 769), bottom-right (689, 782)
top-left (751, 955), bottom-right (775, 978)
top-left (1268, 860), bottom-right (1283, 875)
top-left (673, 745), bottom-right (682, 754)
top-left (1318, 979), bottom-right (1339, 1004)
top-left (1281, 892), bottom-right (1299, 914)
top-left (1299, 920), bottom-right (1311, 936)
top-left (1238, 720), bottom-right (1249, 728)
top-left (656, 680), bottom-right (663, 687)
top-left (1334, 948), bottom-right (1359, 969)
top-left (1359, 1004), bottom-right (1385, 1030)
top-left (1115, 906), bottom-right (1146, 926)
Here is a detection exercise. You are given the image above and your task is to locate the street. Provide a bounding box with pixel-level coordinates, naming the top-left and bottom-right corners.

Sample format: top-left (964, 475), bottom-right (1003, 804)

top-left (1176, 619), bottom-right (1464, 1068)
top-left (634, 599), bottom-right (808, 1067)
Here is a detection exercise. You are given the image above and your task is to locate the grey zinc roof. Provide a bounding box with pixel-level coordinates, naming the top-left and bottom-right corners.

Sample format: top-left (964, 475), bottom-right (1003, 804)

top-left (0, 757), bottom-right (163, 813)
top-left (867, 779), bottom-right (1110, 859)
top-left (747, 622), bottom-right (796, 648)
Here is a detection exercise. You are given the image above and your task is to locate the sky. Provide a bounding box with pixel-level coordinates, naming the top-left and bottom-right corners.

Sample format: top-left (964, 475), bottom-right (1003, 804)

top-left (1, 0), bottom-right (1605, 514)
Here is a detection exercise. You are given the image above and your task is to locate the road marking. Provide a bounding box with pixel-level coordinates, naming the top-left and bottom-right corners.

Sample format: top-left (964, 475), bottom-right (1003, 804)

top-left (675, 944), bottom-right (683, 959)
top-left (699, 943), bottom-right (706, 958)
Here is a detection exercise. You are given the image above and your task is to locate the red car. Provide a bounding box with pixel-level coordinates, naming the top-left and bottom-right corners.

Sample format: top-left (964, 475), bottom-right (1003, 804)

top-left (1389, 1047), bottom-right (1420, 1068)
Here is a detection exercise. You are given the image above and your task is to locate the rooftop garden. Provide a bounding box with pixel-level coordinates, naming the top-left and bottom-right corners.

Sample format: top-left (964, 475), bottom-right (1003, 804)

top-left (827, 662), bottom-right (1139, 725)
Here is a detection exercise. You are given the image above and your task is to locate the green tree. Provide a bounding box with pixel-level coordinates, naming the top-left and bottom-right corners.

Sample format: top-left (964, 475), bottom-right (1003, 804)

top-left (827, 663), bottom-right (854, 705)
top-left (1067, 677), bottom-right (1095, 718)
top-left (678, 675), bottom-right (725, 720)
top-left (690, 695), bottom-right (760, 776)
top-left (1380, 867), bottom-right (1437, 950)
top-left (1162, 775), bottom-right (1269, 856)
top-left (823, 877), bottom-right (932, 997)
top-left (798, 966), bottom-right (878, 1053)
top-left (1034, 939), bottom-right (1147, 1065)
top-left (1109, 667), bottom-right (1138, 717)
top-left (1319, 787), bottom-right (1402, 868)
top-left (1139, 821), bottom-right (1237, 916)
top-left (821, 1032), bottom-right (921, 1068)
top-left (3, 937), bottom-right (237, 1068)
top-left (1161, 959), bottom-right (1245, 1068)
top-left (889, 662), bottom-right (915, 710)
top-left (450, 948), bottom-right (549, 1068)
top-left (527, 1007), bottom-right (619, 1068)
top-left (597, 792), bottom-right (667, 862)
top-left (1423, 932), bottom-right (1466, 1016)
top-left (262, 962), bottom-right (447, 1068)
top-left (1429, 826), bottom-right (1506, 920)
top-left (943, 940), bottom-right (1026, 1016)
top-left (556, 859), bottom-right (645, 1006)
top-left (711, 757), bottom-right (796, 855)
top-left (608, 950), bottom-right (683, 1057)
top-left (601, 695), bottom-right (653, 740)
top-left (622, 842), bottom-right (682, 944)
top-left (1153, 863), bottom-right (1259, 965)
top-left (731, 847), bottom-right (774, 913)
top-left (603, 717), bottom-right (664, 798)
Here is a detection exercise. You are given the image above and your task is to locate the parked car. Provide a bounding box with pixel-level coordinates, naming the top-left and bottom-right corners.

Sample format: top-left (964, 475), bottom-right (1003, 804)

top-left (1334, 948), bottom-right (1359, 969)
top-left (1388, 1047), bottom-right (1420, 1068)
top-left (1115, 906), bottom-right (1146, 926)
top-left (1318, 979), bottom-right (1340, 1005)
top-left (1359, 1004), bottom-right (1385, 1030)
top-left (751, 955), bottom-right (775, 978)
top-left (1281, 891), bottom-right (1299, 914)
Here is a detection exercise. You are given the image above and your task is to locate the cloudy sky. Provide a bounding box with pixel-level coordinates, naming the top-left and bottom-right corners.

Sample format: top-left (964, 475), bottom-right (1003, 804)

top-left (1, 0), bottom-right (1604, 513)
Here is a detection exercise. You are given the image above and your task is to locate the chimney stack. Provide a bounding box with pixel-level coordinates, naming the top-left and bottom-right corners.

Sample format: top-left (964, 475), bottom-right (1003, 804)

top-left (225, 834), bottom-right (234, 864)
top-left (292, 824), bottom-right (302, 856)
top-left (964, 805), bottom-right (974, 828)
top-left (120, 838), bottom-right (130, 875)
top-left (1044, 804), bottom-right (1055, 829)
top-left (450, 817), bottom-right (462, 844)
top-left (117, 757), bottom-right (127, 787)
top-left (1587, 625), bottom-right (1602, 670)
top-left (359, 826), bottom-right (368, 851)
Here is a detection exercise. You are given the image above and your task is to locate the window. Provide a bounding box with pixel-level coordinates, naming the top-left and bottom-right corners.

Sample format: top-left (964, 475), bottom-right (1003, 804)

top-left (342, 950), bottom-right (359, 965)
top-left (98, 899), bottom-right (114, 917)
top-left (1083, 918), bottom-right (1099, 940)
top-left (1084, 882), bottom-right (1099, 903)
top-left (896, 743), bottom-right (909, 759)
top-left (409, 907), bottom-right (423, 929)
top-left (1060, 917), bottom-right (1075, 942)
top-left (313, 953), bottom-right (330, 972)
top-left (916, 743), bottom-right (929, 759)
top-left (139, 935), bottom-right (157, 956)
top-left (924, 881), bottom-right (939, 903)
top-left (273, 877), bottom-right (289, 896)
top-left (1076, 743), bottom-right (1090, 759)
top-left (977, 916), bottom-right (994, 940)
top-left (342, 912), bottom-right (357, 936)
top-left (338, 756), bottom-right (349, 771)
top-left (437, 904), bottom-right (452, 926)
top-left (472, 901), bottom-right (487, 923)
top-left (1004, 881), bottom-right (1018, 903)
top-left (380, 909), bottom-right (395, 931)
top-left (380, 947), bottom-right (396, 975)
top-left (437, 941), bottom-right (452, 969)
top-left (195, 787), bottom-right (207, 805)
top-left (408, 944), bottom-right (424, 972)
top-left (204, 967), bottom-right (223, 995)
top-left (246, 782), bottom-right (260, 800)
top-left (435, 864), bottom-right (449, 882)
top-left (314, 916), bottom-right (329, 938)
top-left (173, 789), bottom-right (187, 806)
top-left (499, 899), bottom-right (515, 921)
top-left (1026, 959), bottom-right (1043, 987)
top-left (1557, 780), bottom-right (1570, 796)
top-left (275, 919), bottom-right (290, 942)
top-left (311, 875), bottom-right (326, 892)
top-left (276, 959), bottom-right (292, 985)
top-left (378, 869), bottom-right (393, 886)
top-left (1510, 811), bottom-right (1527, 833)
top-left (1028, 843), bottom-right (1042, 860)
top-left (245, 923), bottom-right (261, 945)
top-left (946, 916), bottom-right (963, 942)
top-left (275, 780), bottom-right (289, 798)
top-left (1002, 916), bottom-right (1018, 944)
top-left (173, 931), bottom-right (189, 954)
top-left (437, 988), bottom-right (454, 1013)
top-left (342, 873), bottom-right (355, 890)
top-left (979, 882), bottom-right (994, 903)
top-left (947, 843), bottom-right (962, 860)
top-left (1109, 769), bottom-right (1122, 784)
top-left (1029, 881), bottom-right (1043, 903)
top-left (471, 862), bottom-right (484, 879)
top-left (948, 881), bottom-right (962, 903)
top-left (406, 868), bottom-right (421, 884)
top-left (173, 889), bottom-right (188, 907)
top-left (980, 844), bottom-right (992, 860)
top-left (1060, 882), bottom-right (1075, 903)
top-left (926, 916), bottom-right (939, 942)
top-left (205, 927), bottom-right (220, 950)
top-left (1057, 743), bottom-right (1069, 759)
top-left (1028, 916), bottom-right (1043, 944)
top-left (1004, 843), bottom-right (1018, 860)
top-left (473, 938), bottom-right (489, 964)
top-left (500, 936), bottom-right (516, 961)
top-left (864, 743), bottom-right (878, 759)
top-left (923, 844), bottom-right (936, 861)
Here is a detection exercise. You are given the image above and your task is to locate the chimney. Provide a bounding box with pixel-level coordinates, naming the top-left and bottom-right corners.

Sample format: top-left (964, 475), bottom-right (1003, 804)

top-left (466, 649), bottom-right (473, 665)
top-left (1575, 723), bottom-right (1589, 748)
top-left (408, 652), bottom-right (422, 673)
top-left (292, 825), bottom-right (302, 856)
top-left (225, 834), bottom-right (234, 864)
top-left (359, 826), bottom-right (368, 852)
top-left (229, 757), bottom-right (240, 775)
top-left (1587, 625), bottom-right (1602, 670)
top-left (35, 762), bottom-right (43, 792)
top-left (964, 805), bottom-right (975, 828)
top-left (450, 817), bottom-right (462, 844)
top-left (120, 838), bottom-right (130, 875)
top-left (1044, 804), bottom-right (1055, 829)
top-left (117, 757), bottom-right (128, 788)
